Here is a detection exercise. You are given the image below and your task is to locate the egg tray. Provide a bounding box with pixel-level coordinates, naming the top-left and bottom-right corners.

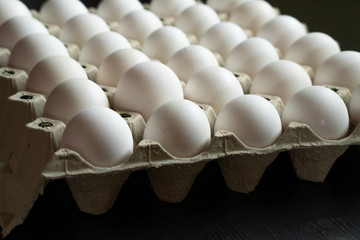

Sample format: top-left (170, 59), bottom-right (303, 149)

top-left (0, 65), bottom-right (358, 237)
top-left (0, 3), bottom-right (352, 235)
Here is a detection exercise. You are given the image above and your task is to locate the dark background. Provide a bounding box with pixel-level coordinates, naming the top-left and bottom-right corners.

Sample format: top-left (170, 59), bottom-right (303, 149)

top-left (3, 0), bottom-right (360, 239)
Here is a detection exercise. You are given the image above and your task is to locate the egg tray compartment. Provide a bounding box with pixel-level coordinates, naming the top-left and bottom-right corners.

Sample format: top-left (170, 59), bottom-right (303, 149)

top-left (0, 64), bottom-right (358, 237)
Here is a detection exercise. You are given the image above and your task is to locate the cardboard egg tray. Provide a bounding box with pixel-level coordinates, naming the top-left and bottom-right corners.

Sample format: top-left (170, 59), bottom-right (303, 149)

top-left (0, 2), bottom-right (358, 237)
top-left (0, 63), bottom-right (358, 236)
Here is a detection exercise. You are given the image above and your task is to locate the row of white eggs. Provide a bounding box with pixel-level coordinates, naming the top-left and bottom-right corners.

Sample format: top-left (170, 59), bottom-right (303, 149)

top-left (0, 0), bottom-right (359, 169)
top-left (0, 0), bottom-right (342, 80)
top-left (1, 0), bottom-right (353, 93)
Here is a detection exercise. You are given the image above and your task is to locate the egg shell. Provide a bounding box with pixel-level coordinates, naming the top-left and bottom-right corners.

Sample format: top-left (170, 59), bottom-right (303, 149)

top-left (175, 4), bottom-right (220, 39)
top-left (96, 48), bottom-right (150, 87)
top-left (225, 37), bottom-right (279, 79)
top-left (142, 26), bottom-right (190, 63)
top-left (60, 106), bottom-right (133, 167)
top-left (207, 0), bottom-right (237, 13)
top-left (200, 21), bottom-right (247, 60)
top-left (167, 45), bottom-right (219, 82)
top-left (25, 56), bottom-right (88, 97)
top-left (349, 83), bottom-right (360, 124)
top-left (256, 15), bottom-right (307, 55)
top-left (250, 60), bottom-right (312, 104)
top-left (79, 31), bottom-right (131, 67)
top-left (149, 0), bottom-right (195, 18)
top-left (184, 66), bottom-right (244, 114)
top-left (0, 16), bottom-right (48, 50)
top-left (60, 13), bottom-right (110, 48)
top-left (229, 1), bottom-right (277, 34)
top-left (0, 0), bottom-right (31, 26)
top-left (97, 0), bottom-right (143, 22)
top-left (208, 0), bottom-right (261, 13)
top-left (143, 99), bottom-right (211, 158)
top-left (8, 33), bottom-right (69, 73)
top-left (116, 10), bottom-right (163, 44)
top-left (314, 51), bottom-right (360, 93)
top-left (227, 0), bottom-right (258, 13)
top-left (39, 0), bottom-right (88, 27)
top-left (43, 78), bottom-right (110, 124)
top-left (284, 32), bottom-right (341, 73)
top-left (214, 94), bottom-right (282, 148)
top-left (282, 86), bottom-right (349, 140)
top-left (114, 61), bottom-right (184, 122)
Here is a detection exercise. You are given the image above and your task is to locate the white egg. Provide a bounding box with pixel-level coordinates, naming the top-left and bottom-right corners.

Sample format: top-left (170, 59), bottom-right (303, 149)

top-left (314, 51), bottom-right (360, 93)
top-left (207, 0), bottom-right (236, 13)
top-left (8, 33), bottom-right (69, 73)
top-left (79, 31), bottom-right (131, 67)
top-left (282, 86), bottom-right (349, 140)
top-left (43, 78), bottom-right (110, 124)
top-left (229, 1), bottom-right (277, 34)
top-left (26, 56), bottom-right (88, 97)
top-left (96, 48), bottom-right (150, 87)
top-left (150, 0), bottom-right (195, 18)
top-left (97, 0), bottom-right (143, 22)
top-left (207, 0), bottom-right (259, 13)
top-left (144, 99), bottom-right (211, 158)
top-left (349, 84), bottom-right (360, 124)
top-left (225, 37), bottom-right (279, 79)
top-left (250, 60), bottom-right (312, 104)
top-left (284, 32), bottom-right (341, 73)
top-left (60, 106), bottom-right (133, 167)
top-left (142, 26), bottom-right (190, 63)
top-left (176, 3), bottom-right (220, 39)
top-left (114, 61), bottom-right (184, 122)
top-left (0, 16), bottom-right (48, 50)
top-left (227, 0), bottom-right (257, 12)
top-left (257, 15), bottom-right (307, 55)
top-left (184, 66), bottom-right (244, 114)
top-left (60, 13), bottom-right (110, 48)
top-left (0, 0), bottom-right (31, 26)
top-left (206, 0), bottom-right (255, 13)
top-left (39, 0), bottom-right (88, 27)
top-left (167, 45), bottom-right (219, 82)
top-left (200, 21), bottom-right (247, 60)
top-left (116, 10), bottom-right (163, 44)
top-left (215, 94), bottom-right (282, 148)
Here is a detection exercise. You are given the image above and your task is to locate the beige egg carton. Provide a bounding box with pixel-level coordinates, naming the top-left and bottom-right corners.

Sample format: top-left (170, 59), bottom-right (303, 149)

top-left (0, 63), bottom-right (359, 236)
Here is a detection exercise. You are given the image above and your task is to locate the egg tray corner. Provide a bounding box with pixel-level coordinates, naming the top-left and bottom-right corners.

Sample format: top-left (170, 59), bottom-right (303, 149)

top-left (0, 64), bottom-right (359, 237)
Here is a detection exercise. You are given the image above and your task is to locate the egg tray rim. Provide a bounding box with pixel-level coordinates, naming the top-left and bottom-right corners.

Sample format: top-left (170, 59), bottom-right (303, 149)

top-left (8, 104), bottom-right (356, 180)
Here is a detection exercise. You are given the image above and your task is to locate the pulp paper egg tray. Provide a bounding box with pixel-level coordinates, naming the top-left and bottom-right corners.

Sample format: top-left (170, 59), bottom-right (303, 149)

top-left (0, 3), bottom-right (359, 238)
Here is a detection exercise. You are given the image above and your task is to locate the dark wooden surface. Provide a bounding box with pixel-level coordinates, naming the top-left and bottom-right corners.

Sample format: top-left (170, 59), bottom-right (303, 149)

top-left (3, 0), bottom-right (360, 239)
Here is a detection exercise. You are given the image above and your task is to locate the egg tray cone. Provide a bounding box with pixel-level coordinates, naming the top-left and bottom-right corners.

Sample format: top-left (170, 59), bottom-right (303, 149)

top-left (0, 117), bottom-right (64, 237)
top-left (1, 65), bottom-right (360, 237)
top-left (0, 68), bottom-right (28, 136)
top-left (64, 42), bottom-right (80, 61)
top-left (0, 48), bottom-right (10, 68)
top-left (0, 91), bottom-right (46, 164)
